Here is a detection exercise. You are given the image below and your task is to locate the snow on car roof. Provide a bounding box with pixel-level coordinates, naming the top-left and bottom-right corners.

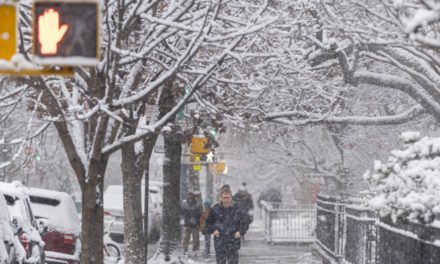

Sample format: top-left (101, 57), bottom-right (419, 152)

top-left (28, 187), bottom-right (80, 235)
top-left (104, 185), bottom-right (124, 211)
top-left (104, 185), bottom-right (147, 211)
top-left (0, 190), bottom-right (14, 242)
top-left (0, 190), bottom-right (10, 223)
top-left (0, 181), bottom-right (28, 200)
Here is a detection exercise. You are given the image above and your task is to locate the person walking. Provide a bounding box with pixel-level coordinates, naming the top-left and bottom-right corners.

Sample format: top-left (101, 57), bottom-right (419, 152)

top-left (181, 191), bottom-right (203, 253)
top-left (206, 185), bottom-right (249, 264)
top-left (199, 198), bottom-right (213, 257)
top-left (233, 182), bottom-right (254, 240)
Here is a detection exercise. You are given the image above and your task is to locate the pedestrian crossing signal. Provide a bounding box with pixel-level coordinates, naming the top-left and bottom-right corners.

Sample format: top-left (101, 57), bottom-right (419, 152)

top-left (33, 0), bottom-right (100, 66)
top-left (0, 4), bottom-right (17, 61)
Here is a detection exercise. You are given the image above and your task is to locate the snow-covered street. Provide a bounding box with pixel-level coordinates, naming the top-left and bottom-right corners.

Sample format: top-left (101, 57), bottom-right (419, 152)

top-left (146, 222), bottom-right (321, 264)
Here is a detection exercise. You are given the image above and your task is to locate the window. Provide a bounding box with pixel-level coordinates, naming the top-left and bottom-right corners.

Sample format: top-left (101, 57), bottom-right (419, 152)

top-left (4, 195), bottom-right (15, 206)
top-left (29, 196), bottom-right (60, 206)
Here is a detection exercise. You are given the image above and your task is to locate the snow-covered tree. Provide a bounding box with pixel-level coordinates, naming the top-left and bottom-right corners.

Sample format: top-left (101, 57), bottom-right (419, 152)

top-left (0, 80), bottom-right (77, 191)
top-left (393, 0), bottom-right (440, 48)
top-left (364, 131), bottom-right (440, 224)
top-left (0, 0), bottom-right (275, 263)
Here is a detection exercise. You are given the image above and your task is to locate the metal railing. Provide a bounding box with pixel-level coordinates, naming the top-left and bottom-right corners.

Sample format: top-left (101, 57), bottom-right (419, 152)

top-left (261, 201), bottom-right (316, 243)
top-left (316, 195), bottom-right (440, 264)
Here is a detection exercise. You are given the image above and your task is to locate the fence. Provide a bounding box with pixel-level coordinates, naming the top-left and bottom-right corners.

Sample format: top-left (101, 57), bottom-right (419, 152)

top-left (316, 195), bottom-right (440, 264)
top-left (261, 201), bottom-right (316, 243)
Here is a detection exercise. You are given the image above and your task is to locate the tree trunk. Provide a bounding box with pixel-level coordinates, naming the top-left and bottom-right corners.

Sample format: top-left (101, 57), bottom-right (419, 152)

top-left (150, 78), bottom-right (186, 263)
top-left (150, 126), bottom-right (185, 263)
top-left (143, 133), bottom-right (159, 258)
top-left (80, 159), bottom-right (107, 264)
top-left (121, 140), bottom-right (145, 264)
top-left (326, 124), bottom-right (347, 196)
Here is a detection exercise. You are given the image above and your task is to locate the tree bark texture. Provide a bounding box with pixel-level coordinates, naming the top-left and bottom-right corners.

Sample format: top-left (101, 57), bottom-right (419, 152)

top-left (150, 78), bottom-right (186, 263)
top-left (151, 127), bottom-right (184, 263)
top-left (143, 133), bottom-right (159, 257)
top-left (121, 138), bottom-right (145, 264)
top-left (81, 158), bottom-right (107, 264)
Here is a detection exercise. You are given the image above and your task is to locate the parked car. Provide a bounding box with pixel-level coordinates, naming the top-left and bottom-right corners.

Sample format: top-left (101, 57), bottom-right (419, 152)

top-left (0, 188), bottom-right (26, 264)
top-left (148, 185), bottom-right (162, 212)
top-left (103, 185), bottom-right (161, 244)
top-left (0, 181), bottom-right (45, 264)
top-left (28, 188), bottom-right (81, 264)
top-left (142, 180), bottom-right (163, 216)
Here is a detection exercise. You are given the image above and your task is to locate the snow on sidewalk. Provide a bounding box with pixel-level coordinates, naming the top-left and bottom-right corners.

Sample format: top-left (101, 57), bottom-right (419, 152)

top-left (185, 223), bottom-right (321, 264)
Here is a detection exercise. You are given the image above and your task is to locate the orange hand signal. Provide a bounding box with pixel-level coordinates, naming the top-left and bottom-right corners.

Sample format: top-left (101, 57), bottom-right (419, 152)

top-left (38, 9), bottom-right (68, 55)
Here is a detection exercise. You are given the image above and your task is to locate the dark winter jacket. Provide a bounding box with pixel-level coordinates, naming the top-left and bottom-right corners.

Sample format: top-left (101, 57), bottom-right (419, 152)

top-left (205, 203), bottom-right (249, 252)
top-left (181, 199), bottom-right (203, 228)
top-left (233, 190), bottom-right (254, 224)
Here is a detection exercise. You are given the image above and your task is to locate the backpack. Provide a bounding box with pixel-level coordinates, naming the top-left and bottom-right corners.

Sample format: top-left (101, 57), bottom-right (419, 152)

top-left (199, 207), bottom-right (211, 234)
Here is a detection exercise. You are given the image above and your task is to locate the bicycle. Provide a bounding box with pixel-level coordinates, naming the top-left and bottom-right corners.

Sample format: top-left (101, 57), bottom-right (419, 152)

top-left (103, 215), bottom-right (122, 263)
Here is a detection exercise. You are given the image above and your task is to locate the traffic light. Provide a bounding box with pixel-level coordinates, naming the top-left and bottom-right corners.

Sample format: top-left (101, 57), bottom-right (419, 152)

top-left (215, 162), bottom-right (226, 174)
top-left (0, 4), bottom-right (17, 61)
top-left (191, 137), bottom-right (209, 154)
top-left (209, 127), bottom-right (217, 137)
top-left (32, 0), bottom-right (100, 66)
top-left (34, 153), bottom-right (41, 162)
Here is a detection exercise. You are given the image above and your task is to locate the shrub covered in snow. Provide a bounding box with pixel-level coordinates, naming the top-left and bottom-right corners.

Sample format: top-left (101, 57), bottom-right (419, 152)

top-left (363, 131), bottom-right (440, 224)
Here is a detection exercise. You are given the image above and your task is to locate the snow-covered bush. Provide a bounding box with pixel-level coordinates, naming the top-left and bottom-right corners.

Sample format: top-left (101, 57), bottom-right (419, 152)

top-left (364, 131), bottom-right (440, 224)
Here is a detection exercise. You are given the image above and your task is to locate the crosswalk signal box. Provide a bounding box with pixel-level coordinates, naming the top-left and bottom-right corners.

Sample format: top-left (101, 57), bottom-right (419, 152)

top-left (33, 0), bottom-right (100, 66)
top-left (0, 4), bottom-right (17, 61)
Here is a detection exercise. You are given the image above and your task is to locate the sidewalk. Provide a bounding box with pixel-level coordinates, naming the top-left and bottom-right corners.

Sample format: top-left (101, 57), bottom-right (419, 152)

top-left (186, 222), bottom-right (321, 264)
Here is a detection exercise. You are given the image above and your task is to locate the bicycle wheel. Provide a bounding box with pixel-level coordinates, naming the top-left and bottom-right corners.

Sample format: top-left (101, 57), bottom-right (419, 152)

top-left (104, 244), bottom-right (121, 260)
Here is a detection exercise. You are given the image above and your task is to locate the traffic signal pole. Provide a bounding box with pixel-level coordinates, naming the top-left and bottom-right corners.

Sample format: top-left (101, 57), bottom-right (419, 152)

top-left (206, 164), bottom-right (214, 202)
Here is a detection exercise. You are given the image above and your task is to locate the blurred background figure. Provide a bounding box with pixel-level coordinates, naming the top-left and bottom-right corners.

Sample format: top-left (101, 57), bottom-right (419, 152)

top-left (199, 198), bottom-right (213, 258)
top-left (181, 191), bottom-right (203, 253)
top-left (233, 182), bottom-right (254, 241)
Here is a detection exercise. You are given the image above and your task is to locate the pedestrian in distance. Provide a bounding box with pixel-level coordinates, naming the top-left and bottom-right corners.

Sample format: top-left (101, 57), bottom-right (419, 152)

top-left (206, 185), bottom-right (249, 264)
top-left (233, 182), bottom-right (254, 241)
top-left (181, 191), bottom-right (203, 252)
top-left (199, 198), bottom-right (213, 257)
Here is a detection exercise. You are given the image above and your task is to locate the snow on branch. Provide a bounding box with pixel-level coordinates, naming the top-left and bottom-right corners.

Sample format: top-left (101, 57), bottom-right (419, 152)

top-left (267, 105), bottom-right (426, 126)
top-left (354, 70), bottom-right (440, 116)
top-left (205, 17), bottom-right (277, 42)
top-left (140, 14), bottom-right (200, 32)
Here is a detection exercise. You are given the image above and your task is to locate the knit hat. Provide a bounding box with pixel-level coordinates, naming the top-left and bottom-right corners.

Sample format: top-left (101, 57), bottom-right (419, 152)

top-left (203, 198), bottom-right (212, 208)
top-left (239, 182), bottom-right (247, 191)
